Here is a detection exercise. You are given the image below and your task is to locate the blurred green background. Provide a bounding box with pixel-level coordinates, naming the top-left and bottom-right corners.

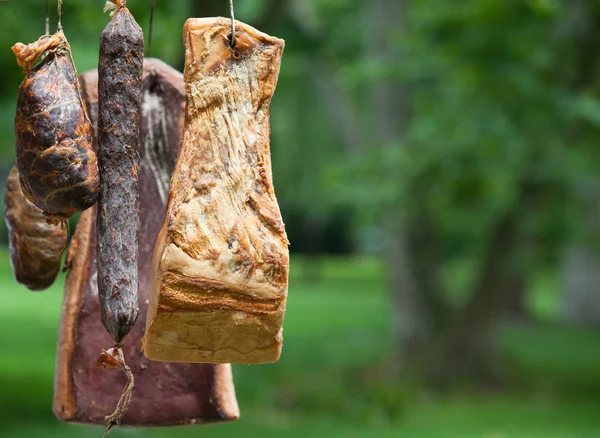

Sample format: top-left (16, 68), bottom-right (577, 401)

top-left (3, 0), bottom-right (600, 437)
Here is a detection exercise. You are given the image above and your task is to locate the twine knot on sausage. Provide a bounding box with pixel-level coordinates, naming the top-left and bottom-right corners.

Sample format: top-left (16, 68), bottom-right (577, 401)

top-left (96, 346), bottom-right (134, 438)
top-left (11, 32), bottom-right (69, 73)
top-left (104, 0), bottom-right (127, 18)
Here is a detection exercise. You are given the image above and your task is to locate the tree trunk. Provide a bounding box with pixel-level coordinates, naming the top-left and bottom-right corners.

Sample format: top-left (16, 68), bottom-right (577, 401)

top-left (558, 2), bottom-right (600, 327)
top-left (302, 217), bottom-right (325, 283)
top-left (368, 0), bottom-right (448, 370)
top-left (368, 0), bottom-right (437, 365)
top-left (432, 200), bottom-right (526, 385)
top-left (368, 0), bottom-right (535, 386)
top-left (562, 242), bottom-right (600, 326)
top-left (387, 217), bottom-right (434, 360)
top-left (503, 275), bottom-right (528, 321)
top-left (560, 177), bottom-right (600, 326)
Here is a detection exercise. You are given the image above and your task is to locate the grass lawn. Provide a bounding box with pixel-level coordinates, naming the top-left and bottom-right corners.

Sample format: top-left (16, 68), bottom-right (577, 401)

top-left (1, 252), bottom-right (600, 437)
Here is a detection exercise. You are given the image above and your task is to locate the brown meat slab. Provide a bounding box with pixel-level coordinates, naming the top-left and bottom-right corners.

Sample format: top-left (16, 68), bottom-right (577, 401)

top-left (53, 59), bottom-right (239, 426)
top-left (143, 18), bottom-right (289, 365)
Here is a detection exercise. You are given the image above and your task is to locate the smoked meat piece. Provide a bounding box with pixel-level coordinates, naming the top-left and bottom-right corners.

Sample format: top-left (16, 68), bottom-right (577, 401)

top-left (53, 62), bottom-right (239, 426)
top-left (143, 18), bottom-right (289, 365)
top-left (97, 0), bottom-right (143, 344)
top-left (12, 33), bottom-right (99, 222)
top-left (4, 165), bottom-right (68, 291)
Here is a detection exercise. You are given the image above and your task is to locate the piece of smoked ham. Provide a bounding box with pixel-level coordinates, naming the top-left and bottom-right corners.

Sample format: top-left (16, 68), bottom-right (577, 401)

top-left (53, 61), bottom-right (239, 426)
top-left (143, 18), bottom-right (289, 365)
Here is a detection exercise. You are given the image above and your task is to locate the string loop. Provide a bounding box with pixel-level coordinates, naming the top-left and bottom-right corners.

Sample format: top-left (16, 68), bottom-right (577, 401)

top-left (148, 0), bottom-right (156, 57)
top-left (45, 0), bottom-right (50, 35)
top-left (97, 346), bottom-right (135, 438)
top-left (229, 0), bottom-right (236, 48)
top-left (57, 0), bottom-right (62, 32)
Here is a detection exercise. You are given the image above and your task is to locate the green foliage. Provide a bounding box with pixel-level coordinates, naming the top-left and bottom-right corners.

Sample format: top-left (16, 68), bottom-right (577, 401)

top-left (1, 253), bottom-right (600, 437)
top-left (298, 0), bottom-right (600, 264)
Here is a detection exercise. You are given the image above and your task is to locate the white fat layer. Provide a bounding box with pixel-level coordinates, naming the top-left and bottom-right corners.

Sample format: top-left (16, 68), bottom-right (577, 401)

top-left (89, 270), bottom-right (98, 298)
top-left (161, 243), bottom-right (284, 299)
top-left (142, 89), bottom-right (172, 204)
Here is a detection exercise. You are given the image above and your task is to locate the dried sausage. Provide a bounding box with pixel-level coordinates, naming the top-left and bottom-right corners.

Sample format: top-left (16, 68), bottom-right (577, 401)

top-left (12, 33), bottom-right (99, 223)
top-left (97, 0), bottom-right (144, 344)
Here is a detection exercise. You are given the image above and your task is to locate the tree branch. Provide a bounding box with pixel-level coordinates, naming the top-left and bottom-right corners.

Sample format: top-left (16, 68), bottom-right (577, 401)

top-left (283, 1), bottom-right (366, 153)
top-left (253, 0), bottom-right (287, 31)
top-left (455, 183), bottom-right (531, 333)
top-left (305, 60), bottom-right (365, 152)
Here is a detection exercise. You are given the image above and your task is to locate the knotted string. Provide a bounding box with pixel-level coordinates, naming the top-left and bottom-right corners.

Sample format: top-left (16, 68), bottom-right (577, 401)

top-left (104, 0), bottom-right (126, 18)
top-left (97, 345), bottom-right (135, 438)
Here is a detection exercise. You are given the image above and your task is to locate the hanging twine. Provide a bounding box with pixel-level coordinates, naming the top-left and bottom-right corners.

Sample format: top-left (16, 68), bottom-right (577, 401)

top-left (45, 0), bottom-right (50, 35)
top-left (96, 346), bottom-right (135, 438)
top-left (229, 0), bottom-right (236, 48)
top-left (57, 0), bottom-right (63, 33)
top-left (147, 0), bottom-right (156, 57)
top-left (12, 33), bottom-right (66, 73)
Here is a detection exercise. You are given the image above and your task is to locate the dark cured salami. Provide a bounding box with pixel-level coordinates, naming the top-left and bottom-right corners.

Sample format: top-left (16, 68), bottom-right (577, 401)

top-left (97, 0), bottom-right (144, 345)
top-left (4, 165), bottom-right (68, 291)
top-left (12, 33), bottom-right (99, 223)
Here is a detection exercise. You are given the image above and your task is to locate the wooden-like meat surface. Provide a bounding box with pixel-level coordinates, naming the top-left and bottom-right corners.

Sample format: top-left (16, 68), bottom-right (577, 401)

top-left (144, 18), bottom-right (289, 365)
top-left (53, 61), bottom-right (239, 426)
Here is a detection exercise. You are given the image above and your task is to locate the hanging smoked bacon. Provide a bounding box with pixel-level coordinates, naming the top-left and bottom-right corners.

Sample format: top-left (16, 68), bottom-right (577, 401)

top-left (12, 32), bottom-right (99, 223)
top-left (4, 165), bottom-right (68, 291)
top-left (143, 18), bottom-right (289, 365)
top-left (54, 62), bottom-right (239, 427)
